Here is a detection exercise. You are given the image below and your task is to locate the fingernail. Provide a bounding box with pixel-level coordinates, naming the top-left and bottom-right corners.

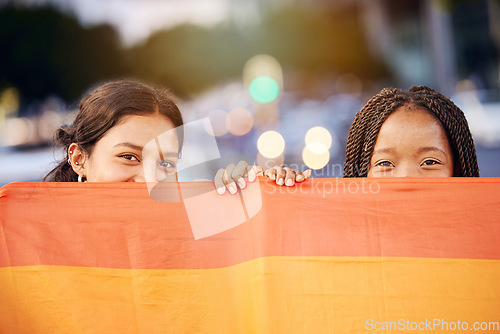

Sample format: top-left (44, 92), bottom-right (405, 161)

top-left (296, 175), bottom-right (304, 182)
top-left (228, 184), bottom-right (237, 194)
top-left (216, 187), bottom-right (226, 195)
top-left (286, 179), bottom-right (293, 186)
top-left (277, 178), bottom-right (284, 185)
top-left (248, 169), bottom-right (256, 182)
top-left (305, 170), bottom-right (312, 178)
top-left (238, 178), bottom-right (246, 189)
top-left (270, 174), bottom-right (276, 180)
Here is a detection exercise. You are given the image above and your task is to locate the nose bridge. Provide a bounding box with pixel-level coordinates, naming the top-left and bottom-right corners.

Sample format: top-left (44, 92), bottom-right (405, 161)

top-left (133, 165), bottom-right (146, 182)
top-left (393, 161), bottom-right (418, 177)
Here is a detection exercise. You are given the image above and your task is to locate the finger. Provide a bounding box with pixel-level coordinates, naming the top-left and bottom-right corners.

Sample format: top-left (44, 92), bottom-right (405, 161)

top-left (296, 169), bottom-right (312, 182)
top-left (214, 168), bottom-right (227, 195)
top-left (284, 167), bottom-right (296, 186)
top-left (248, 165), bottom-right (264, 182)
top-left (295, 170), bottom-right (305, 182)
top-left (275, 166), bottom-right (286, 186)
top-left (224, 163), bottom-right (238, 195)
top-left (264, 168), bottom-right (277, 181)
top-left (232, 161), bottom-right (249, 189)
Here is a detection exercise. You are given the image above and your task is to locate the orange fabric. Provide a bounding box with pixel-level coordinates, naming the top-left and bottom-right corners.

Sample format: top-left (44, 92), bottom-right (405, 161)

top-left (0, 178), bottom-right (499, 333)
top-left (1, 178), bottom-right (500, 269)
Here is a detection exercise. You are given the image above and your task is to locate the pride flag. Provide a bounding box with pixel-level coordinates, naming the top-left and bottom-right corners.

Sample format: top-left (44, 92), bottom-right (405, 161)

top-left (0, 178), bottom-right (499, 333)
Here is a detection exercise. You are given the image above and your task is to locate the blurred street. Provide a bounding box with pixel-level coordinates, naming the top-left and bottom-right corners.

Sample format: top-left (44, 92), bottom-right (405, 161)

top-left (1, 0), bottom-right (499, 185)
top-left (1, 122), bottom-right (499, 186)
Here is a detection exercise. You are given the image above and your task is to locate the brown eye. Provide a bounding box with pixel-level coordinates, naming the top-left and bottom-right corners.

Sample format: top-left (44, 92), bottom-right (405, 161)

top-left (121, 154), bottom-right (140, 162)
top-left (375, 161), bottom-right (394, 167)
top-left (422, 159), bottom-right (439, 166)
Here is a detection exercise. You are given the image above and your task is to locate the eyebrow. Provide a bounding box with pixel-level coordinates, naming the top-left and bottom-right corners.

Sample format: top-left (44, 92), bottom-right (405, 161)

top-left (114, 142), bottom-right (179, 158)
top-left (372, 148), bottom-right (393, 155)
top-left (417, 146), bottom-right (447, 156)
top-left (372, 147), bottom-right (447, 156)
top-left (155, 137), bottom-right (179, 159)
top-left (113, 142), bottom-right (143, 151)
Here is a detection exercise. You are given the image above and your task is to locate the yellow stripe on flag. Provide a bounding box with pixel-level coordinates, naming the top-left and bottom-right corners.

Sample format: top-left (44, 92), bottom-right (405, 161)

top-left (1, 257), bottom-right (499, 334)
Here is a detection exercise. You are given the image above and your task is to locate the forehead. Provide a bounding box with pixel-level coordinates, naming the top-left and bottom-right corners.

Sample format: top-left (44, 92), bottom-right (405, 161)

top-left (374, 104), bottom-right (450, 148)
top-left (100, 113), bottom-right (178, 147)
top-left (380, 105), bottom-right (442, 133)
top-left (386, 104), bottom-right (438, 123)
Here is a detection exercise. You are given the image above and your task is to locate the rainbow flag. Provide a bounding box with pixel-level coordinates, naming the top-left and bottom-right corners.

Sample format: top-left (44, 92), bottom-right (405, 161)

top-left (1, 178), bottom-right (499, 333)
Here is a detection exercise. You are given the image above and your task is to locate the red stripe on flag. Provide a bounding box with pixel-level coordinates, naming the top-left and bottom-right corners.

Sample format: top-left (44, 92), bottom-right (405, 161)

top-left (0, 178), bottom-right (499, 269)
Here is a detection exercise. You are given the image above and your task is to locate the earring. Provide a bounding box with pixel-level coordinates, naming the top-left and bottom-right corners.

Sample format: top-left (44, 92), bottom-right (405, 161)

top-left (67, 158), bottom-right (71, 165)
top-left (75, 161), bottom-right (79, 165)
top-left (78, 174), bottom-right (87, 182)
top-left (69, 150), bottom-right (73, 154)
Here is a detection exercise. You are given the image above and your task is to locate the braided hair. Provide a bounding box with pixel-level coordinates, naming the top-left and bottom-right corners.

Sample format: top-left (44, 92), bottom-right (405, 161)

top-left (343, 85), bottom-right (479, 177)
top-left (44, 79), bottom-right (184, 182)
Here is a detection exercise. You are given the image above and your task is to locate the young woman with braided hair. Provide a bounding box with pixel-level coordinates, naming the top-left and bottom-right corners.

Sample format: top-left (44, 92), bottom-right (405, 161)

top-left (343, 85), bottom-right (479, 178)
top-left (215, 85), bottom-right (479, 194)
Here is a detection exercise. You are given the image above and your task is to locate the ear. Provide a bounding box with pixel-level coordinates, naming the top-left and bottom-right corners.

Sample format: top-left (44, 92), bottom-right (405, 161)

top-left (68, 143), bottom-right (87, 178)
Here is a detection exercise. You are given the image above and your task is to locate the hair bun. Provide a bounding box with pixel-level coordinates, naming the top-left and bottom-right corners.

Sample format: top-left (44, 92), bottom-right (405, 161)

top-left (54, 125), bottom-right (75, 146)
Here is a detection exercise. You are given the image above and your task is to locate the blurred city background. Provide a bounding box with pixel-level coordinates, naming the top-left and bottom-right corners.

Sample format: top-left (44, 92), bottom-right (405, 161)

top-left (1, 0), bottom-right (499, 185)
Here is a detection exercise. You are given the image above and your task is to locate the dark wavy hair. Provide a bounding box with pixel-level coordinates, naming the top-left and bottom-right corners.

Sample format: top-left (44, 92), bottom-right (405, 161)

top-left (343, 85), bottom-right (479, 177)
top-left (44, 79), bottom-right (184, 182)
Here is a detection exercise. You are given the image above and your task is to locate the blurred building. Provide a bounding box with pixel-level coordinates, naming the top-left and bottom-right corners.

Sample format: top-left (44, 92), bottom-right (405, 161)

top-left (361, 0), bottom-right (499, 97)
top-left (1, 0), bottom-right (499, 183)
top-left (230, 0), bottom-right (499, 96)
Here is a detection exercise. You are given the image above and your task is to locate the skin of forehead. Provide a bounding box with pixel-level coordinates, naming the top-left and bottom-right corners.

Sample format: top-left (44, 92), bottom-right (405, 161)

top-left (380, 104), bottom-right (445, 137)
top-left (110, 113), bottom-right (176, 142)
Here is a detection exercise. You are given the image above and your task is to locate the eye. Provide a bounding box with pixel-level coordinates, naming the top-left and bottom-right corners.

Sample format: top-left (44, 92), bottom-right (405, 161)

top-left (374, 160), bottom-right (394, 167)
top-left (421, 159), bottom-right (440, 166)
top-left (157, 160), bottom-right (176, 169)
top-left (120, 154), bottom-right (140, 162)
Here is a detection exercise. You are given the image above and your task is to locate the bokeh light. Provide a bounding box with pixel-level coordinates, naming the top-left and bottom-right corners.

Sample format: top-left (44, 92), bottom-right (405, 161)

top-left (302, 146), bottom-right (330, 170)
top-left (243, 54), bottom-right (283, 105)
top-left (243, 55), bottom-right (283, 84)
top-left (257, 130), bottom-right (285, 159)
top-left (0, 88), bottom-right (21, 140)
top-left (4, 118), bottom-right (34, 146)
top-left (38, 110), bottom-right (62, 142)
top-left (204, 109), bottom-right (228, 136)
top-left (305, 126), bottom-right (332, 154)
top-left (226, 107), bottom-right (254, 136)
top-left (0, 88), bottom-right (20, 115)
top-left (249, 76), bottom-right (280, 104)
